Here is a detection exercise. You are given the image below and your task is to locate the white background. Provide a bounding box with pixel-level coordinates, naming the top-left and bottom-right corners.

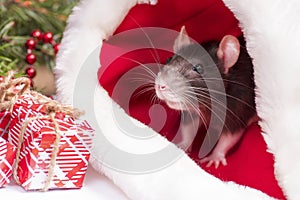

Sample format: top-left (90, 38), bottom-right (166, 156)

top-left (0, 167), bottom-right (128, 200)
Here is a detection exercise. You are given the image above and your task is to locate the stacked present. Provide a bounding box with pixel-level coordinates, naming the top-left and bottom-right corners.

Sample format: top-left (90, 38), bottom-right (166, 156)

top-left (0, 71), bottom-right (94, 191)
top-left (0, 136), bottom-right (16, 187)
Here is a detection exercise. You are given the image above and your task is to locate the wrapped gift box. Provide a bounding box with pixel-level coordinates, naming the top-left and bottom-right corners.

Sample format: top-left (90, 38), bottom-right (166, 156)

top-left (9, 92), bottom-right (94, 191)
top-left (0, 136), bottom-right (16, 187)
top-left (0, 110), bottom-right (11, 140)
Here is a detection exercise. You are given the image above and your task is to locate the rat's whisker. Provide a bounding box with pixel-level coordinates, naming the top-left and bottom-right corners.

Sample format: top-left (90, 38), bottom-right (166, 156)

top-left (122, 58), bottom-right (158, 79)
top-left (132, 71), bottom-right (156, 79)
top-left (140, 65), bottom-right (158, 79)
top-left (182, 96), bottom-right (209, 131)
top-left (184, 90), bottom-right (232, 129)
top-left (150, 93), bottom-right (160, 105)
top-left (129, 77), bottom-right (155, 85)
top-left (180, 94), bottom-right (208, 130)
top-left (190, 87), bottom-right (255, 111)
top-left (133, 85), bottom-right (155, 99)
top-left (180, 99), bottom-right (205, 133)
top-left (200, 77), bottom-right (254, 90)
top-left (127, 16), bottom-right (162, 67)
top-left (186, 89), bottom-right (247, 128)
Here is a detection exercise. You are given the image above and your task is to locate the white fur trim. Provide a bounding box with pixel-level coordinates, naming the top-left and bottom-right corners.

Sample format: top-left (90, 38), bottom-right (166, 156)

top-left (223, 0), bottom-right (300, 199)
top-left (55, 0), bottom-right (139, 104)
top-left (55, 0), bottom-right (276, 199)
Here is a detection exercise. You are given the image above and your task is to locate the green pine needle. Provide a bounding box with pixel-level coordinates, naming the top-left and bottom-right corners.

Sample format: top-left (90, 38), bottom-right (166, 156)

top-left (0, 0), bottom-right (79, 72)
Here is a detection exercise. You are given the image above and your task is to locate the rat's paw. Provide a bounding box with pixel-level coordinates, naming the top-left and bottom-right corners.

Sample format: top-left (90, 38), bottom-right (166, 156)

top-left (137, 0), bottom-right (158, 5)
top-left (199, 152), bottom-right (227, 169)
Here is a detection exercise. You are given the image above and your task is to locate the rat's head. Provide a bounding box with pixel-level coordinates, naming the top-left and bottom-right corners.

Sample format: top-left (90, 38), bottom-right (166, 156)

top-left (155, 26), bottom-right (241, 112)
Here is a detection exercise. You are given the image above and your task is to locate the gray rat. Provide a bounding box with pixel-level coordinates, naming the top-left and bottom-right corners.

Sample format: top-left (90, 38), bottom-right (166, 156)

top-left (155, 26), bottom-right (257, 168)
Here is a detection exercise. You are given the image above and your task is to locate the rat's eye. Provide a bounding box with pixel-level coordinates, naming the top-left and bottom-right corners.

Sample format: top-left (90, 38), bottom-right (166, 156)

top-left (192, 64), bottom-right (204, 74)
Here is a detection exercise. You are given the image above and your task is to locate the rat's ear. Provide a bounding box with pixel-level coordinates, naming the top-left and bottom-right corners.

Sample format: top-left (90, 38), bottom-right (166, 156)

top-left (173, 26), bottom-right (191, 53)
top-left (217, 35), bottom-right (240, 74)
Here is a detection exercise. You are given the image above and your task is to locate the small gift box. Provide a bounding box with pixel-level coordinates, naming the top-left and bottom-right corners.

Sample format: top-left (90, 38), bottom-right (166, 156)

top-left (0, 110), bottom-right (10, 140)
top-left (0, 136), bottom-right (16, 187)
top-left (9, 92), bottom-right (94, 191)
top-left (0, 71), bottom-right (30, 140)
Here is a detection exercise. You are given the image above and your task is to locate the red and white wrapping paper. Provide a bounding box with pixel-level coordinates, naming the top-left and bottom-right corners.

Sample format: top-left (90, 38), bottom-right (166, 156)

top-left (8, 93), bottom-right (94, 190)
top-left (0, 110), bottom-right (11, 140)
top-left (0, 136), bottom-right (16, 187)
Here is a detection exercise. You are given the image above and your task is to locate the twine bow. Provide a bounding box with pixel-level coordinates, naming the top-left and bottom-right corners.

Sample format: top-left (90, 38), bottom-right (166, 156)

top-left (0, 71), bottom-right (83, 191)
top-left (0, 71), bottom-right (30, 112)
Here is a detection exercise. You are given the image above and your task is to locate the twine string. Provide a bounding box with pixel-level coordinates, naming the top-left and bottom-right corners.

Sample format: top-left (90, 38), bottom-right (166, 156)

top-left (30, 90), bottom-right (84, 118)
top-left (0, 71), bottom-right (83, 118)
top-left (2, 71), bottom-right (83, 191)
top-left (0, 71), bottom-right (30, 106)
top-left (13, 112), bottom-right (62, 191)
top-left (42, 112), bottom-right (62, 192)
top-left (13, 116), bottom-right (36, 186)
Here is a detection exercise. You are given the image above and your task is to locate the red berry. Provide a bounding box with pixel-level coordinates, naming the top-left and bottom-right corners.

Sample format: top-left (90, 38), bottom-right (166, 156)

top-left (31, 29), bottom-right (43, 40)
top-left (0, 76), bottom-right (4, 82)
top-left (25, 53), bottom-right (36, 65)
top-left (25, 67), bottom-right (36, 78)
top-left (43, 32), bottom-right (53, 43)
top-left (25, 38), bottom-right (36, 49)
top-left (53, 43), bottom-right (60, 54)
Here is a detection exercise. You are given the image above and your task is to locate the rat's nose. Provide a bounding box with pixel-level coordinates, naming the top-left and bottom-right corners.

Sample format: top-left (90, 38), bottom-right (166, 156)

top-left (159, 85), bottom-right (167, 91)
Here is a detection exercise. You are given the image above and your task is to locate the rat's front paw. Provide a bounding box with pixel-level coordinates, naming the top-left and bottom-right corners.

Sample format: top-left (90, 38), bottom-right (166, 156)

top-left (199, 152), bottom-right (227, 169)
top-left (137, 0), bottom-right (158, 5)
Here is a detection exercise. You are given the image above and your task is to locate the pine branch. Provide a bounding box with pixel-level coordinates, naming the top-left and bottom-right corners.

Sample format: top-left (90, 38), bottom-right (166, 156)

top-left (0, 0), bottom-right (79, 72)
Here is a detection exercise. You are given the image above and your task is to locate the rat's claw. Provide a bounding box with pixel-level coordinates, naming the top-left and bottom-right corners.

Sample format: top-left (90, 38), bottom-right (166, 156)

top-left (137, 0), bottom-right (158, 5)
top-left (205, 160), bottom-right (214, 168)
top-left (199, 157), bottom-right (212, 167)
top-left (199, 153), bottom-right (227, 168)
top-left (221, 157), bottom-right (227, 166)
top-left (214, 160), bottom-right (220, 169)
